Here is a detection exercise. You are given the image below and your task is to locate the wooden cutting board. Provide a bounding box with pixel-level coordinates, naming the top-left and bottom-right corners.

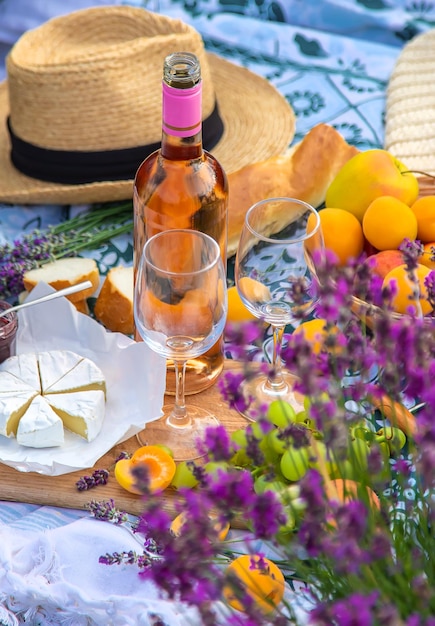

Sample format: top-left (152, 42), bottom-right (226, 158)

top-left (0, 361), bottom-right (250, 528)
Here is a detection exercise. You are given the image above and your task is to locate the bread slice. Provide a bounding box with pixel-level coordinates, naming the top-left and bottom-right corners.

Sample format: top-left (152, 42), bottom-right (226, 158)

top-left (227, 123), bottom-right (359, 257)
top-left (94, 266), bottom-right (133, 335)
top-left (23, 257), bottom-right (100, 302)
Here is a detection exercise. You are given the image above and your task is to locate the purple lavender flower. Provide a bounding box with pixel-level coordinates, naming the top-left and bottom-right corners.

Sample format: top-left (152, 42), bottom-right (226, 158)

top-left (76, 469), bottom-right (109, 491)
top-left (197, 424), bottom-right (233, 461)
top-left (86, 499), bottom-right (129, 525)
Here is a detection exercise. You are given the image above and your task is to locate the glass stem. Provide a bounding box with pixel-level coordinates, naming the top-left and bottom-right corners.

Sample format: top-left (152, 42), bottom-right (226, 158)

top-left (167, 359), bottom-right (191, 428)
top-left (266, 324), bottom-right (287, 392)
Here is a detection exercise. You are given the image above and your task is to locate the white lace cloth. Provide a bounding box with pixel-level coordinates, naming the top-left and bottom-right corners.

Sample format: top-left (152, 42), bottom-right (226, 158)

top-left (0, 515), bottom-right (203, 625)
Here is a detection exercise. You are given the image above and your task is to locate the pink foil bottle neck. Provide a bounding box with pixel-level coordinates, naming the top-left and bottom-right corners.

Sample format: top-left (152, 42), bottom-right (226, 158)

top-left (162, 81), bottom-right (202, 138)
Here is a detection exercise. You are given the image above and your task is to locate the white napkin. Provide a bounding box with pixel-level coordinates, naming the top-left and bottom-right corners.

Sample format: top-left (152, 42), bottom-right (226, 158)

top-left (0, 282), bottom-right (166, 475)
top-left (0, 516), bottom-right (203, 625)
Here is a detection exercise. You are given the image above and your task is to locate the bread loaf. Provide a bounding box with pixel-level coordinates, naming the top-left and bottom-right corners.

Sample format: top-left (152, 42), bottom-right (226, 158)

top-left (227, 123), bottom-right (359, 257)
top-left (23, 257), bottom-right (100, 302)
top-left (94, 266), bottom-right (133, 335)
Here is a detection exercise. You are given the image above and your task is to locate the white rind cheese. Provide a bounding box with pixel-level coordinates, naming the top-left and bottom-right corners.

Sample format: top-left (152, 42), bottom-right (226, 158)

top-left (47, 390), bottom-right (105, 442)
top-left (0, 370), bottom-right (37, 395)
top-left (38, 350), bottom-right (84, 393)
top-left (0, 390), bottom-right (37, 437)
top-left (0, 352), bottom-right (41, 392)
top-left (17, 396), bottom-right (64, 448)
top-left (0, 350), bottom-right (106, 448)
top-left (45, 358), bottom-right (106, 396)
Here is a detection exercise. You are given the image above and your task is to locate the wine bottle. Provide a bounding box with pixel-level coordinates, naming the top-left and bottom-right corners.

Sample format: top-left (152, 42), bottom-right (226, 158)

top-left (133, 51), bottom-right (228, 395)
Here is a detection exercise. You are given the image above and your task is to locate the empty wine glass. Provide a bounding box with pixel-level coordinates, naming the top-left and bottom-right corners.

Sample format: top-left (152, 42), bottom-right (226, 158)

top-left (235, 197), bottom-right (324, 421)
top-left (134, 229), bottom-right (227, 460)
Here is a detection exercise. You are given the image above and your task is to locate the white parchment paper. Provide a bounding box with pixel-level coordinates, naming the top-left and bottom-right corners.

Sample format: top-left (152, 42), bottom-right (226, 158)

top-left (0, 282), bottom-right (166, 476)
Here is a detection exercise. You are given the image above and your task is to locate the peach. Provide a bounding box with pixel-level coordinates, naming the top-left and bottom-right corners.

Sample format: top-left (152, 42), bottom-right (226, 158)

top-left (366, 250), bottom-right (404, 280)
top-left (325, 149), bottom-right (419, 222)
top-left (419, 242), bottom-right (435, 270)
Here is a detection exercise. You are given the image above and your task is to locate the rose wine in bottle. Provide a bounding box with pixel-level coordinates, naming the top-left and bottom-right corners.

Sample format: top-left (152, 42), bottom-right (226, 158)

top-left (133, 51), bottom-right (228, 395)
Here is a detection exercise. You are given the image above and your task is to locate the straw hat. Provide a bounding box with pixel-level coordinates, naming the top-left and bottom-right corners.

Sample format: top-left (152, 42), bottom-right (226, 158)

top-left (0, 6), bottom-right (295, 205)
top-left (385, 28), bottom-right (435, 181)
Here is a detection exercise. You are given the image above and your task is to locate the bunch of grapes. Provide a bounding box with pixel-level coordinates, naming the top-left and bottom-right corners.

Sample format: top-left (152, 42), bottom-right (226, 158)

top-left (169, 398), bottom-right (407, 535)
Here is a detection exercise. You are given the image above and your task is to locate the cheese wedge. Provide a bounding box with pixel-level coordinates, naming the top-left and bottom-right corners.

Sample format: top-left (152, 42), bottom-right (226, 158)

top-left (16, 396), bottom-right (65, 448)
top-left (0, 370), bottom-right (38, 395)
top-left (0, 390), bottom-right (37, 437)
top-left (47, 390), bottom-right (105, 442)
top-left (44, 357), bottom-right (106, 396)
top-left (37, 350), bottom-right (84, 393)
top-left (0, 352), bottom-right (41, 392)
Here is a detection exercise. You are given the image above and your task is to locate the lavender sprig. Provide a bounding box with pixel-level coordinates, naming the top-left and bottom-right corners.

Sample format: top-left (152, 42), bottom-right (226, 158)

top-left (86, 499), bottom-right (129, 525)
top-left (76, 469), bottom-right (109, 491)
top-left (0, 201), bottom-right (132, 300)
top-left (99, 550), bottom-right (153, 569)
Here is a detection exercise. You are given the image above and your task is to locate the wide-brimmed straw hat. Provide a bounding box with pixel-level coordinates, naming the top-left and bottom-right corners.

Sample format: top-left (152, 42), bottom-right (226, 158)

top-left (0, 6), bottom-right (295, 206)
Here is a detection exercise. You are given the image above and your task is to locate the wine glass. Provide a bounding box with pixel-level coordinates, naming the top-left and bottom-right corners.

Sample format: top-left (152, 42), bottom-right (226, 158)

top-left (234, 197), bottom-right (324, 421)
top-left (134, 229), bottom-right (227, 461)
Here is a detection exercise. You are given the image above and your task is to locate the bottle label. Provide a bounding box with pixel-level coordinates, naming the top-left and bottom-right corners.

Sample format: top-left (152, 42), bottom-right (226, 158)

top-left (162, 82), bottom-right (202, 138)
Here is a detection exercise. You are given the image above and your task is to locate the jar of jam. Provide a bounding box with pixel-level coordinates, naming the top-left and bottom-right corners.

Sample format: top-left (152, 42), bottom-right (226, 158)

top-left (0, 301), bottom-right (18, 364)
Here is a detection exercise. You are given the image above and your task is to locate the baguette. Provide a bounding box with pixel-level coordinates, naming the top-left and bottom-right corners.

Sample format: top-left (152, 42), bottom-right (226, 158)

top-left (23, 257), bottom-right (100, 302)
top-left (227, 123), bottom-right (359, 257)
top-left (94, 266), bottom-right (134, 335)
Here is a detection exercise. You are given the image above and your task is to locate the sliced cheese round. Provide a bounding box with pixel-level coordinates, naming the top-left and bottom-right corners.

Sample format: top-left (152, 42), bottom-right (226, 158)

top-left (0, 349), bottom-right (106, 447)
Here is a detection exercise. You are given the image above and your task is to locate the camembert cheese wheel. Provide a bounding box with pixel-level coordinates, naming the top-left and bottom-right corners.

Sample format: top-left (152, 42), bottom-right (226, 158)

top-left (0, 350), bottom-right (106, 448)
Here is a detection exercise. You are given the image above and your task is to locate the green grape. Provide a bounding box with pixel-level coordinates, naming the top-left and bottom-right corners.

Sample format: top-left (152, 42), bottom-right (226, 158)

top-left (308, 440), bottom-right (337, 476)
top-left (171, 461), bottom-right (199, 489)
top-left (230, 428), bottom-right (251, 467)
top-left (280, 447), bottom-right (310, 482)
top-left (231, 428), bottom-right (248, 449)
top-left (203, 461), bottom-right (230, 480)
top-left (268, 428), bottom-right (289, 455)
top-left (352, 423), bottom-right (375, 443)
top-left (254, 474), bottom-right (287, 495)
top-left (349, 436), bottom-right (369, 472)
top-left (247, 423), bottom-right (280, 464)
top-left (295, 410), bottom-right (307, 423)
top-left (278, 504), bottom-right (296, 533)
top-left (253, 477), bottom-right (297, 534)
top-left (329, 459), bottom-right (355, 480)
top-left (376, 426), bottom-right (407, 454)
top-left (230, 447), bottom-right (251, 467)
top-left (266, 400), bottom-right (297, 427)
top-left (154, 443), bottom-right (175, 458)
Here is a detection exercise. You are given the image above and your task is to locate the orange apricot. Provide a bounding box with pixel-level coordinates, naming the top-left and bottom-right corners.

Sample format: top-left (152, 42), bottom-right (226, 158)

top-left (309, 208), bottom-right (364, 266)
top-left (114, 445), bottom-right (176, 495)
top-left (170, 511), bottom-right (230, 541)
top-left (223, 554), bottom-right (285, 614)
top-left (382, 263), bottom-right (433, 316)
top-left (419, 242), bottom-right (435, 270)
top-left (226, 285), bottom-right (257, 324)
top-left (362, 196), bottom-right (418, 251)
top-left (292, 318), bottom-right (341, 355)
top-left (410, 196), bottom-right (435, 243)
top-left (326, 478), bottom-right (380, 510)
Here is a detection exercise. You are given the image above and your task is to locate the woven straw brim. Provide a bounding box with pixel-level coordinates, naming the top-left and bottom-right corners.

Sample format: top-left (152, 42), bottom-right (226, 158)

top-left (385, 28), bottom-right (435, 188)
top-left (0, 54), bottom-right (295, 205)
